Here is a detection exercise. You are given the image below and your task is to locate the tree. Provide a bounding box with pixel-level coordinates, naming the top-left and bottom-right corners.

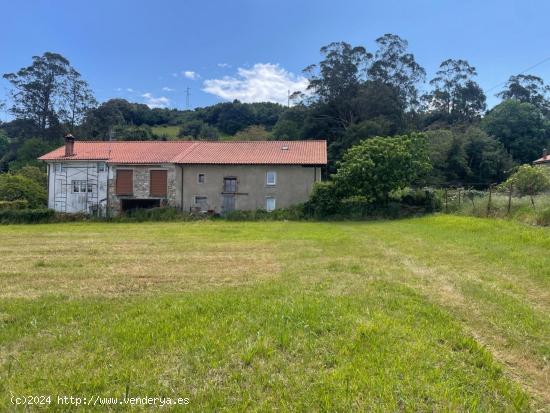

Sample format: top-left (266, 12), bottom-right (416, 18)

top-left (333, 133), bottom-right (431, 204)
top-left (424, 127), bottom-right (513, 186)
top-left (368, 34), bottom-right (426, 110)
top-left (3, 52), bottom-right (71, 133)
top-left (0, 174), bottom-right (47, 208)
top-left (8, 138), bottom-right (56, 171)
top-left (178, 120), bottom-right (219, 140)
top-left (497, 74), bottom-right (550, 112)
top-left (79, 100), bottom-right (126, 139)
top-left (0, 131), bottom-right (8, 159)
top-left (304, 42), bottom-right (372, 129)
top-left (3, 52), bottom-right (96, 139)
top-left (14, 165), bottom-right (47, 188)
top-left (305, 42), bottom-right (371, 103)
top-left (61, 68), bottom-right (97, 132)
top-left (482, 100), bottom-right (548, 164)
top-left (424, 59), bottom-right (486, 123)
top-left (500, 164), bottom-right (550, 208)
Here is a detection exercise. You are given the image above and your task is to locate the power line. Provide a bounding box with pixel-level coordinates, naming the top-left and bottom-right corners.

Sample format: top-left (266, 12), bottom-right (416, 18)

top-left (486, 55), bottom-right (550, 93)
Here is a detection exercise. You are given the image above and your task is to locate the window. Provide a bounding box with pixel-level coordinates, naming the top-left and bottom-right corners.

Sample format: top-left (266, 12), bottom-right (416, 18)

top-left (72, 180), bottom-right (93, 193)
top-left (150, 170), bottom-right (167, 197)
top-left (97, 162), bottom-right (106, 172)
top-left (223, 177), bottom-right (237, 193)
top-left (116, 170), bottom-right (133, 195)
top-left (194, 196), bottom-right (208, 211)
top-left (197, 173), bottom-right (205, 184)
top-left (266, 171), bottom-right (277, 186)
top-left (266, 197), bottom-right (276, 212)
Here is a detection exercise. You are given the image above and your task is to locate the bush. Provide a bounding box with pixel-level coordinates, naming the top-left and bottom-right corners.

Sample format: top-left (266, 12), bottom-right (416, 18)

top-left (0, 174), bottom-right (47, 208)
top-left (399, 189), bottom-right (442, 212)
top-left (304, 181), bottom-right (341, 218)
top-left (222, 205), bottom-right (306, 221)
top-left (0, 199), bottom-right (29, 210)
top-left (339, 196), bottom-right (372, 218)
top-left (0, 208), bottom-right (55, 224)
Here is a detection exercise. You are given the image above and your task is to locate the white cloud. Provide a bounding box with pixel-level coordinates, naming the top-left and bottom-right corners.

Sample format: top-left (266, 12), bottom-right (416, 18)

top-left (217, 63), bottom-right (230, 68)
top-left (126, 88), bottom-right (134, 93)
top-left (183, 70), bottom-right (199, 80)
top-left (202, 63), bottom-right (309, 105)
top-left (141, 92), bottom-right (170, 109)
top-left (171, 72), bottom-right (178, 78)
top-left (162, 86), bottom-right (175, 92)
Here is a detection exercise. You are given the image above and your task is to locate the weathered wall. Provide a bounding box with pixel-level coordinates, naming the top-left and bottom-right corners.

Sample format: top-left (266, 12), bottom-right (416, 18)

top-left (46, 161), bottom-right (108, 214)
top-left (108, 164), bottom-right (180, 215)
top-left (180, 164), bottom-right (321, 213)
top-left (47, 162), bottom-right (321, 215)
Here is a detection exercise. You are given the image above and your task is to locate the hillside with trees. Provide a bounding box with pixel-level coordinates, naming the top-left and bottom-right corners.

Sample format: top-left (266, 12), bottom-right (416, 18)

top-left (1, 35), bottom-right (550, 194)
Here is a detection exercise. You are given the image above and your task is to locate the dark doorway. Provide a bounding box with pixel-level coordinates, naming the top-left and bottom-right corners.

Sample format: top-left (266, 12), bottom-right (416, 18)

top-left (121, 199), bottom-right (161, 212)
top-left (222, 195), bottom-right (235, 213)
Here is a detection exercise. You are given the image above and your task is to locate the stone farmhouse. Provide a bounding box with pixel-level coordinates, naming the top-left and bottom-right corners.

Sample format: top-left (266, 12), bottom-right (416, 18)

top-left (38, 135), bottom-right (327, 216)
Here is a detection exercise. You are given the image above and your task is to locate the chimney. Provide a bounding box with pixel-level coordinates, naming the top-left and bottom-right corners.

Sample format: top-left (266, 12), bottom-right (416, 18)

top-left (64, 134), bottom-right (75, 157)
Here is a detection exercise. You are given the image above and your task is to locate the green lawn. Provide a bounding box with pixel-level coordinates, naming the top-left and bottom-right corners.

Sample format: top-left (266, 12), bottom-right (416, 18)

top-left (1, 216), bottom-right (549, 411)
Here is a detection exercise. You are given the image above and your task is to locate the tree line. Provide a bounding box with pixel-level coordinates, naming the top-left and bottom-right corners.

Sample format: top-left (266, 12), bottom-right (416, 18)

top-left (2, 35), bottom-right (550, 190)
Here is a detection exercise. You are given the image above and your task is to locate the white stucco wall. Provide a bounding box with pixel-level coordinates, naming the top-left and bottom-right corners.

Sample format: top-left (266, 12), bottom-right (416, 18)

top-left (47, 161), bottom-right (108, 214)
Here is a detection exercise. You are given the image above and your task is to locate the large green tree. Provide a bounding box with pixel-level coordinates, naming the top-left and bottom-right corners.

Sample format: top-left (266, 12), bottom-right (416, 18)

top-left (333, 133), bottom-right (431, 204)
top-left (482, 100), bottom-right (548, 164)
top-left (424, 127), bottom-right (512, 186)
top-left (3, 52), bottom-right (96, 137)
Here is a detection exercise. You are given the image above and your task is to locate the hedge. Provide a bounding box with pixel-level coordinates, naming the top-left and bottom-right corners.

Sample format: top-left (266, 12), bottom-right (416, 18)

top-left (0, 209), bottom-right (55, 224)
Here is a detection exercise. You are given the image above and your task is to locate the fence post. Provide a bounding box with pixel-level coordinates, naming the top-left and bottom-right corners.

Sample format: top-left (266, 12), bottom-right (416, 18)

top-left (458, 188), bottom-right (461, 208)
top-left (508, 184), bottom-right (514, 215)
top-left (444, 188), bottom-right (448, 213)
top-left (487, 185), bottom-right (492, 216)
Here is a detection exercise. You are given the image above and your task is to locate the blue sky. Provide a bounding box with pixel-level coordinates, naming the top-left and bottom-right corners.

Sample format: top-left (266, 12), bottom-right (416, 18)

top-left (1, 0), bottom-right (550, 119)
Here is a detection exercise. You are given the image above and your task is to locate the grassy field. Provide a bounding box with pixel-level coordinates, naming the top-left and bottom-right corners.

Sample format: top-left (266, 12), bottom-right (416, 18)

top-left (0, 216), bottom-right (549, 411)
top-left (448, 191), bottom-right (550, 227)
top-left (151, 125), bottom-right (180, 139)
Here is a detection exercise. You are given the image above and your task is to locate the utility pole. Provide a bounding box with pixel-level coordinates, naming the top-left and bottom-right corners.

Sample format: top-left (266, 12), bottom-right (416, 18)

top-left (287, 90), bottom-right (290, 108)
top-left (185, 87), bottom-right (191, 109)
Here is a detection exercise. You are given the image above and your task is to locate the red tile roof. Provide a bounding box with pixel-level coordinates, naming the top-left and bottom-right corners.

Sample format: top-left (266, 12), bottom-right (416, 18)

top-left (534, 154), bottom-right (550, 164)
top-left (38, 140), bottom-right (327, 165)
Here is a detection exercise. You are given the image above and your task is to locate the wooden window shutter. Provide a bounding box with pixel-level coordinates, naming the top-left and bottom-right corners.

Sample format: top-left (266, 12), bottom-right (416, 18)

top-left (150, 170), bottom-right (167, 197)
top-left (116, 170), bottom-right (133, 195)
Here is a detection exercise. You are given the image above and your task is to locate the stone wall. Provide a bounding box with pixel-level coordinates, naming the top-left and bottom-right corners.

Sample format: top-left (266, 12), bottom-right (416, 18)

top-left (108, 164), bottom-right (180, 215)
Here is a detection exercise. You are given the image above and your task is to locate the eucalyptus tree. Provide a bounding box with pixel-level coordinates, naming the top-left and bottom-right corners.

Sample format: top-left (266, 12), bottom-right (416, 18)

top-left (497, 74), bottom-right (550, 113)
top-left (368, 33), bottom-right (426, 111)
top-left (425, 59), bottom-right (486, 123)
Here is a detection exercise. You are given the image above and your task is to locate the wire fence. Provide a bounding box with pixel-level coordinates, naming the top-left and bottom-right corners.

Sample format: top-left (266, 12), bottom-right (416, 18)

top-left (434, 183), bottom-right (550, 223)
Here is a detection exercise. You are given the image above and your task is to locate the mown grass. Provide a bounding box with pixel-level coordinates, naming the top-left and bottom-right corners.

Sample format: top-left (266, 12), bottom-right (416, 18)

top-left (0, 216), bottom-right (548, 411)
